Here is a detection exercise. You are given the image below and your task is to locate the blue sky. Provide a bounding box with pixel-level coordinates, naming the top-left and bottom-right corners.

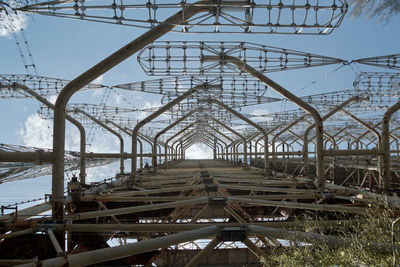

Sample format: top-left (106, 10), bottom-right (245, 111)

top-left (0, 4), bottom-right (399, 207)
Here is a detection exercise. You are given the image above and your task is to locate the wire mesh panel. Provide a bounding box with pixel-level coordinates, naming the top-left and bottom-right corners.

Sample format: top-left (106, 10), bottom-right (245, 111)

top-left (115, 75), bottom-right (282, 107)
top-left (137, 41), bottom-right (345, 75)
top-left (354, 72), bottom-right (400, 91)
top-left (353, 54), bottom-right (400, 70)
top-left (0, 74), bottom-right (106, 98)
top-left (20, 0), bottom-right (348, 34)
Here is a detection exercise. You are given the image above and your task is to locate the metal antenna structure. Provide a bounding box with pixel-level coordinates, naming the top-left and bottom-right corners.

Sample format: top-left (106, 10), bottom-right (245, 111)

top-left (137, 41), bottom-right (345, 75)
top-left (4, 0), bottom-right (400, 266)
top-left (0, 74), bottom-right (107, 98)
top-left (20, 0), bottom-right (348, 34)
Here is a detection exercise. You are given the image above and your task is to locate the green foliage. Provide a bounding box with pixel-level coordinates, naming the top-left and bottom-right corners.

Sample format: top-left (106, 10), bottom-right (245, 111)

top-left (268, 207), bottom-right (400, 266)
top-left (349, 0), bottom-right (400, 22)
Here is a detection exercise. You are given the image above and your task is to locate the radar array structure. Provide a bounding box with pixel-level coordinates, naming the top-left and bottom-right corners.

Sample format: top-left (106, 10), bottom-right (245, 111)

top-left (20, 0), bottom-right (348, 34)
top-left (3, 1), bottom-right (400, 266)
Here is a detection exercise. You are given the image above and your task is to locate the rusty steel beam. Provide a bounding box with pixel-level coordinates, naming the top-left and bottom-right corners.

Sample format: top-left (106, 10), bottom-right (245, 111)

top-left (17, 226), bottom-right (218, 267)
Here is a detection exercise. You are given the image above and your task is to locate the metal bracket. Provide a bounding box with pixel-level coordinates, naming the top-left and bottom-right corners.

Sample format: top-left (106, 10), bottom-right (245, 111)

top-left (208, 197), bottom-right (227, 207)
top-left (204, 184), bottom-right (218, 192)
top-left (219, 226), bottom-right (247, 242)
top-left (202, 176), bottom-right (214, 184)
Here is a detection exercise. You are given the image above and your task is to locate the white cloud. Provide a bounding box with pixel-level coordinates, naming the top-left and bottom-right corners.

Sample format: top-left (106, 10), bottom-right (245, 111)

top-left (0, 11), bottom-right (27, 37)
top-left (47, 95), bottom-right (58, 105)
top-left (91, 88), bottom-right (103, 97)
top-left (250, 108), bottom-right (270, 122)
top-left (18, 113), bottom-right (120, 152)
top-left (87, 134), bottom-right (119, 154)
top-left (92, 74), bottom-right (104, 85)
top-left (19, 113), bottom-right (53, 149)
top-left (137, 100), bottom-right (163, 120)
top-left (112, 93), bottom-right (122, 105)
top-left (65, 126), bottom-right (81, 151)
top-left (185, 143), bottom-right (213, 159)
top-left (82, 162), bottom-right (119, 183)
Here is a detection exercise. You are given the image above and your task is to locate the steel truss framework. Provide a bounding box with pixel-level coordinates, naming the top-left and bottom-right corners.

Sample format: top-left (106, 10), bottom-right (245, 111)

top-left (2, 2), bottom-right (400, 266)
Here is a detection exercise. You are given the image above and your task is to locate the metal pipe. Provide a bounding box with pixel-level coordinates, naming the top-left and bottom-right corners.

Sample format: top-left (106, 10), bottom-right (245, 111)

top-left (0, 202), bottom-right (51, 223)
top-left (106, 120), bottom-right (144, 169)
top-left (69, 197), bottom-right (209, 220)
top-left (208, 125), bottom-right (234, 160)
top-left (17, 226), bottom-right (218, 267)
top-left (303, 97), bottom-right (360, 176)
top-left (342, 109), bottom-right (383, 186)
top-left (206, 100), bottom-right (269, 173)
top-left (80, 193), bottom-right (316, 203)
top-left (228, 196), bottom-right (365, 213)
top-left (47, 228), bottom-right (65, 256)
top-left (131, 84), bottom-right (217, 181)
top-left (138, 133), bottom-right (156, 166)
top-left (166, 123), bottom-right (196, 162)
top-left (84, 152), bottom-right (152, 158)
top-left (207, 133), bottom-right (224, 160)
top-left (254, 123), bottom-right (291, 170)
top-left (153, 108), bottom-right (199, 167)
top-left (204, 130), bottom-right (227, 160)
top-left (51, 2), bottom-right (209, 219)
top-left (185, 237), bottom-right (220, 267)
top-left (206, 115), bottom-right (241, 162)
top-left (0, 228), bottom-right (35, 240)
top-left (242, 238), bottom-right (268, 261)
top-left (204, 55), bottom-right (324, 186)
top-left (247, 225), bottom-right (400, 253)
top-left (382, 101), bottom-right (400, 191)
top-left (11, 83), bottom-right (87, 183)
top-left (37, 220), bottom-right (352, 233)
top-left (272, 116), bottom-right (306, 166)
top-left (0, 151), bottom-right (52, 163)
top-left (74, 109), bottom-right (125, 174)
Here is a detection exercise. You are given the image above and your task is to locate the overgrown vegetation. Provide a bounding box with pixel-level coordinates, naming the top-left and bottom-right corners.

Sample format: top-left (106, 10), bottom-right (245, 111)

top-left (349, 0), bottom-right (400, 22)
top-left (267, 206), bottom-right (400, 266)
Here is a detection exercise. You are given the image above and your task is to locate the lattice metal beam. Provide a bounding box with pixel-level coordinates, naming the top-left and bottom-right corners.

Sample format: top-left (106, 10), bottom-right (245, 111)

top-left (353, 54), bottom-right (400, 70)
top-left (20, 0), bottom-right (348, 34)
top-left (115, 75), bottom-right (282, 107)
top-left (137, 41), bottom-right (345, 75)
top-left (0, 74), bottom-right (106, 98)
top-left (354, 72), bottom-right (400, 91)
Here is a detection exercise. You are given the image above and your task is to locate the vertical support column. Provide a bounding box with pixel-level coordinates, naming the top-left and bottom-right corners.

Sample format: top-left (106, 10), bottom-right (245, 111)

top-left (382, 101), bottom-right (400, 192)
top-left (213, 137), bottom-right (217, 159)
top-left (75, 109), bottom-right (125, 174)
